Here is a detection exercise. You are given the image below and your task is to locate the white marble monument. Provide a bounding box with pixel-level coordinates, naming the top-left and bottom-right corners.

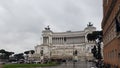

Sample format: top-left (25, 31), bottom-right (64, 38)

top-left (34, 23), bottom-right (96, 61)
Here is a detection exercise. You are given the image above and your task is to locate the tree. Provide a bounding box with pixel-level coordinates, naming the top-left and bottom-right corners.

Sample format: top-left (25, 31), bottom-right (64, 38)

top-left (87, 31), bottom-right (103, 60)
top-left (4, 51), bottom-right (14, 59)
top-left (24, 51), bottom-right (29, 55)
top-left (30, 50), bottom-right (35, 54)
top-left (24, 51), bottom-right (30, 60)
top-left (91, 45), bottom-right (97, 59)
top-left (0, 49), bottom-right (14, 61)
top-left (0, 49), bottom-right (6, 59)
top-left (9, 52), bottom-right (14, 56)
top-left (0, 49), bottom-right (6, 53)
top-left (14, 53), bottom-right (24, 61)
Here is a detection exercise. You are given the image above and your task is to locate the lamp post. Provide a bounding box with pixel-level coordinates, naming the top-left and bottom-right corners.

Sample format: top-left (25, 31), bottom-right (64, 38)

top-left (49, 45), bottom-right (52, 63)
top-left (40, 49), bottom-right (44, 64)
top-left (73, 43), bottom-right (78, 68)
top-left (73, 45), bottom-right (75, 68)
top-left (85, 51), bottom-right (88, 68)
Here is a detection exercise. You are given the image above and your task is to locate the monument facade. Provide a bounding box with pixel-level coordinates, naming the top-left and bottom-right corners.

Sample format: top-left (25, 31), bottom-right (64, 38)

top-left (34, 23), bottom-right (96, 61)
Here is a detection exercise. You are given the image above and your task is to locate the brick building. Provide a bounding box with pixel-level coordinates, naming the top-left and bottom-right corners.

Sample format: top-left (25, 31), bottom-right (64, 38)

top-left (102, 0), bottom-right (120, 67)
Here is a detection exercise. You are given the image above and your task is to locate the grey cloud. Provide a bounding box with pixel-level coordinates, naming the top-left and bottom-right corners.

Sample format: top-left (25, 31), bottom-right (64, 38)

top-left (0, 0), bottom-right (102, 53)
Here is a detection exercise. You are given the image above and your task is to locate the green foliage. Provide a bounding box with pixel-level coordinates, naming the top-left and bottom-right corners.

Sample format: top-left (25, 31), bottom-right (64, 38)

top-left (0, 49), bottom-right (6, 53)
top-left (87, 31), bottom-right (102, 41)
top-left (91, 46), bottom-right (97, 59)
top-left (30, 50), bottom-right (35, 54)
top-left (14, 53), bottom-right (24, 60)
top-left (0, 49), bottom-right (14, 60)
top-left (87, 33), bottom-right (95, 41)
top-left (24, 50), bottom-right (35, 54)
top-left (24, 51), bottom-right (29, 54)
top-left (97, 43), bottom-right (102, 59)
top-left (87, 31), bottom-right (103, 60)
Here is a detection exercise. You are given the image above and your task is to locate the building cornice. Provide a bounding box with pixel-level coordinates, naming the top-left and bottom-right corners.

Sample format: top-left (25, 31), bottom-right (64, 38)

top-left (52, 31), bottom-right (85, 34)
top-left (102, 0), bottom-right (117, 28)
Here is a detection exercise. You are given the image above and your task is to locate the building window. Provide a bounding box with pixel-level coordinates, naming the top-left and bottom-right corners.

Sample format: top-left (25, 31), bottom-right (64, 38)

top-left (64, 37), bottom-right (66, 42)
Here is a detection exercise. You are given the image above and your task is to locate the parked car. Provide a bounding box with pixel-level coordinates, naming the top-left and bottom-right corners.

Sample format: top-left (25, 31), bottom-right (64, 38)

top-left (90, 66), bottom-right (96, 68)
top-left (11, 61), bottom-right (17, 64)
top-left (0, 62), bottom-right (5, 64)
top-left (88, 60), bottom-right (94, 62)
top-left (33, 61), bottom-right (41, 64)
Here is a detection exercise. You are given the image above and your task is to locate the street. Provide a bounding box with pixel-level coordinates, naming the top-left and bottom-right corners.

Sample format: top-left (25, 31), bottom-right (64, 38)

top-left (38, 61), bottom-right (96, 68)
top-left (0, 64), bottom-right (2, 68)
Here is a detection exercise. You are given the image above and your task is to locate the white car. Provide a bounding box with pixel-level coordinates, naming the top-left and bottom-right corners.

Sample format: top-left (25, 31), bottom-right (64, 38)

top-left (0, 62), bottom-right (6, 64)
top-left (11, 61), bottom-right (17, 64)
top-left (33, 61), bottom-right (41, 64)
top-left (91, 66), bottom-right (97, 68)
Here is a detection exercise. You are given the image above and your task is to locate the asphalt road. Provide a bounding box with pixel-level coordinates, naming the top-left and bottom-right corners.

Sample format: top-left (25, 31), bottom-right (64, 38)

top-left (37, 61), bottom-right (97, 68)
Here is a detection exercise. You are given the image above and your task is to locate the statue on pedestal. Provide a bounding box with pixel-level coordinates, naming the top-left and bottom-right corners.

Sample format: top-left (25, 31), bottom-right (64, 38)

top-left (45, 25), bottom-right (50, 30)
top-left (87, 22), bottom-right (93, 27)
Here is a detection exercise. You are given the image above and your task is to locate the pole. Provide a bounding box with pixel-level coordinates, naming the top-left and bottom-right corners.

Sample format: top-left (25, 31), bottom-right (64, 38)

top-left (49, 45), bottom-right (52, 63)
top-left (73, 42), bottom-right (76, 68)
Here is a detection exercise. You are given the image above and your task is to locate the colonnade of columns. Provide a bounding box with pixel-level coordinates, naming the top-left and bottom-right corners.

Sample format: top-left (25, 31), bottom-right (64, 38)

top-left (52, 37), bottom-right (65, 44)
top-left (52, 37), bottom-right (85, 44)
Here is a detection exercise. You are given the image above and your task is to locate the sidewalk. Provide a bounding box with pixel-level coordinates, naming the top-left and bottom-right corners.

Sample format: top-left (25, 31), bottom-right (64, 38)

top-left (0, 64), bottom-right (3, 68)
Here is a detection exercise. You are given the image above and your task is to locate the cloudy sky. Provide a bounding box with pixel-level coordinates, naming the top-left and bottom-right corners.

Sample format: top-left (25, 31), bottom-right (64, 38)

top-left (0, 0), bottom-right (103, 53)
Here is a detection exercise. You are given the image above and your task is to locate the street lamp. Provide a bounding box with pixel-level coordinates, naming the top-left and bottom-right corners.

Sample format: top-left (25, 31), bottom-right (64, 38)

top-left (49, 45), bottom-right (52, 63)
top-left (73, 43), bottom-right (78, 68)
